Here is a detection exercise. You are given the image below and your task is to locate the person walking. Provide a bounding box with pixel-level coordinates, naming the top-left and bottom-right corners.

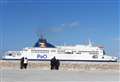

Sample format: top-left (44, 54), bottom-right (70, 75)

top-left (20, 57), bottom-right (24, 69)
top-left (50, 56), bottom-right (60, 70)
top-left (55, 59), bottom-right (60, 70)
top-left (23, 57), bottom-right (28, 69)
top-left (50, 56), bottom-right (56, 70)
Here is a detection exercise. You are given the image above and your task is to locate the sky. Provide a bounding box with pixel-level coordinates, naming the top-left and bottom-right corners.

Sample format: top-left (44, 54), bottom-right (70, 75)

top-left (0, 0), bottom-right (119, 58)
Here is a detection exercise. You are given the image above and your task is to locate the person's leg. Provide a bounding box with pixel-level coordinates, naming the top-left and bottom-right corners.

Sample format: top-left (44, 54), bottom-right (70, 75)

top-left (23, 64), bottom-right (25, 69)
top-left (57, 65), bottom-right (59, 70)
top-left (25, 64), bottom-right (28, 69)
top-left (51, 65), bottom-right (54, 70)
top-left (20, 64), bottom-right (22, 69)
top-left (57, 62), bottom-right (60, 70)
top-left (55, 65), bottom-right (59, 70)
top-left (24, 64), bottom-right (27, 69)
top-left (55, 60), bottom-right (59, 70)
top-left (20, 63), bottom-right (23, 69)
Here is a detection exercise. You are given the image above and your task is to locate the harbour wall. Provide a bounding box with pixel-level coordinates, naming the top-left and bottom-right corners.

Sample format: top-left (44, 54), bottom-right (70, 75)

top-left (0, 60), bottom-right (119, 72)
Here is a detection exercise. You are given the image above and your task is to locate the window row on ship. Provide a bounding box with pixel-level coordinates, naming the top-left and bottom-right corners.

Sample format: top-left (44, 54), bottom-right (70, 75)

top-left (58, 50), bottom-right (99, 55)
top-left (30, 49), bottom-right (100, 55)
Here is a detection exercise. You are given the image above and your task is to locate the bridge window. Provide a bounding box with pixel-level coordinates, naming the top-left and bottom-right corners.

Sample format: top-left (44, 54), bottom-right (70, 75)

top-left (51, 50), bottom-right (56, 52)
top-left (65, 51), bottom-right (73, 54)
top-left (31, 50), bottom-right (49, 53)
top-left (76, 51), bottom-right (81, 54)
top-left (57, 50), bottom-right (65, 54)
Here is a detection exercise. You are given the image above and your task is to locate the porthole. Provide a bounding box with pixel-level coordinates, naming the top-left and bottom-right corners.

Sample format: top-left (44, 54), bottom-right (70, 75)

top-left (92, 55), bottom-right (98, 59)
top-left (102, 56), bottom-right (104, 59)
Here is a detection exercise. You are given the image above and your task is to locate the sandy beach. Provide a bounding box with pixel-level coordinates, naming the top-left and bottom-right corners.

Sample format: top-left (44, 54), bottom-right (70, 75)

top-left (0, 69), bottom-right (119, 82)
top-left (0, 60), bottom-right (120, 71)
top-left (0, 60), bottom-right (120, 82)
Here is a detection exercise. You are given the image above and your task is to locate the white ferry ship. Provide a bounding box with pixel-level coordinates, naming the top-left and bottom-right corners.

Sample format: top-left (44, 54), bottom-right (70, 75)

top-left (3, 36), bottom-right (118, 62)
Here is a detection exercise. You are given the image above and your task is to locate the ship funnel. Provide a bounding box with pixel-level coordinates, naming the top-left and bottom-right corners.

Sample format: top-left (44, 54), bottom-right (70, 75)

top-left (34, 34), bottom-right (56, 48)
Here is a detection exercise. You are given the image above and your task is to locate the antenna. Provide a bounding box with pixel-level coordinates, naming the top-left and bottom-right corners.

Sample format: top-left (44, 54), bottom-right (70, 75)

top-left (88, 39), bottom-right (92, 46)
top-left (35, 27), bottom-right (45, 39)
top-left (63, 43), bottom-right (66, 46)
top-left (36, 31), bottom-right (45, 39)
top-left (40, 34), bottom-right (44, 39)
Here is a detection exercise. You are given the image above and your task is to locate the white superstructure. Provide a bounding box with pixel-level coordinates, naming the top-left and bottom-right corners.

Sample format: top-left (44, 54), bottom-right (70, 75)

top-left (3, 37), bottom-right (118, 62)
